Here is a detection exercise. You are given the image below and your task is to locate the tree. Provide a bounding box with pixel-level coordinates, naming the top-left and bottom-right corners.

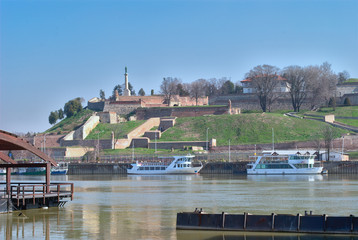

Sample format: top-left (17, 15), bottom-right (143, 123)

top-left (176, 83), bottom-right (190, 96)
top-left (58, 108), bottom-right (64, 119)
top-left (282, 65), bottom-right (308, 112)
top-left (99, 89), bottom-right (106, 100)
top-left (128, 82), bottom-right (136, 96)
top-left (64, 97), bottom-right (83, 118)
top-left (48, 111), bottom-right (59, 125)
top-left (306, 62), bottom-right (337, 110)
top-left (234, 84), bottom-right (243, 94)
top-left (338, 71), bottom-right (350, 84)
top-left (328, 97), bottom-right (336, 110)
top-left (220, 80), bottom-right (235, 94)
top-left (344, 97), bottom-right (351, 106)
top-left (322, 126), bottom-right (337, 162)
top-left (112, 85), bottom-right (122, 100)
top-left (151, 89), bottom-right (154, 96)
top-left (190, 79), bottom-right (206, 105)
top-left (160, 77), bottom-right (180, 106)
top-left (245, 64), bottom-right (280, 112)
top-left (138, 88), bottom-right (145, 96)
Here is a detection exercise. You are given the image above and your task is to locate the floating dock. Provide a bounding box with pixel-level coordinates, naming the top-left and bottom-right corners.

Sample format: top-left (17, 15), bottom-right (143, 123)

top-left (177, 210), bottom-right (358, 235)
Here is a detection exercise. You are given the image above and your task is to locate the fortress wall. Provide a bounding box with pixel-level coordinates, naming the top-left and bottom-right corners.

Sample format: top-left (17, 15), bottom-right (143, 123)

top-left (73, 116), bottom-right (100, 140)
top-left (148, 141), bottom-right (208, 150)
top-left (103, 101), bottom-right (141, 115)
top-left (87, 101), bottom-right (105, 111)
top-left (98, 112), bottom-right (117, 123)
top-left (136, 106), bottom-right (229, 120)
top-left (210, 94), bottom-right (312, 111)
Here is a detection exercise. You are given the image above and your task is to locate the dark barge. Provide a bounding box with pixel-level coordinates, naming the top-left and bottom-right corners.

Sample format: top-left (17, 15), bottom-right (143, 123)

top-left (177, 210), bottom-right (358, 235)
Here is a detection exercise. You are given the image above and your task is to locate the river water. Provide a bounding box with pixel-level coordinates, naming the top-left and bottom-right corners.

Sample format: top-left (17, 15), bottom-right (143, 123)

top-left (1, 174), bottom-right (358, 240)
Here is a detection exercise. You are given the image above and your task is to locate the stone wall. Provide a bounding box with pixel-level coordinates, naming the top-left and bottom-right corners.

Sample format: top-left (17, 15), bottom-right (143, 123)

top-left (340, 93), bottom-right (358, 105)
top-left (159, 118), bottom-right (176, 131)
top-left (98, 112), bottom-right (117, 123)
top-left (209, 94), bottom-right (312, 111)
top-left (136, 106), bottom-right (229, 120)
top-left (73, 116), bottom-right (100, 140)
top-left (130, 137), bottom-right (150, 148)
top-left (148, 141), bottom-right (208, 150)
top-left (103, 101), bottom-right (141, 115)
top-left (143, 130), bottom-right (161, 140)
top-left (87, 100), bottom-right (105, 111)
top-left (61, 139), bottom-right (113, 149)
top-left (65, 147), bottom-right (94, 158)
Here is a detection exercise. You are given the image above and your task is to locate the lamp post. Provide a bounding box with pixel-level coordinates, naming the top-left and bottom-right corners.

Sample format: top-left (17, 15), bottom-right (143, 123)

top-left (206, 128), bottom-right (209, 152)
top-left (229, 139), bottom-right (231, 162)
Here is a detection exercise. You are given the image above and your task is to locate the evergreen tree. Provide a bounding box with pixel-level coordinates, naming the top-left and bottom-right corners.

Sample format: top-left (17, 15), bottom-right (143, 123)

top-left (344, 97), bottom-right (351, 106)
top-left (151, 89), bottom-right (154, 96)
top-left (138, 88), bottom-right (145, 96)
top-left (99, 89), bottom-right (106, 100)
top-left (58, 108), bottom-right (64, 119)
top-left (49, 111), bottom-right (59, 125)
top-left (64, 98), bottom-right (83, 118)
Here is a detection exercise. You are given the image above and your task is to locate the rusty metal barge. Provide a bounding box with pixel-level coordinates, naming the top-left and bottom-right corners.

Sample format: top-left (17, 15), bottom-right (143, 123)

top-left (177, 210), bottom-right (358, 235)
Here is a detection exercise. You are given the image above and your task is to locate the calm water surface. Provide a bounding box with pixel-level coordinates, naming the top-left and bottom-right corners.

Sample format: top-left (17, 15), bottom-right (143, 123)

top-left (1, 174), bottom-right (358, 240)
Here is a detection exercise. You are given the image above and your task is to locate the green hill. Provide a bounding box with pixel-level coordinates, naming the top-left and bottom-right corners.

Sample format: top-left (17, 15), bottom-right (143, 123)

top-left (159, 113), bottom-right (348, 146)
top-left (46, 109), bottom-right (94, 134)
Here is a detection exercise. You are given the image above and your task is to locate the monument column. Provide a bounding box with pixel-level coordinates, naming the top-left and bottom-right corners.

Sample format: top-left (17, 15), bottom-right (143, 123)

top-left (123, 66), bottom-right (131, 96)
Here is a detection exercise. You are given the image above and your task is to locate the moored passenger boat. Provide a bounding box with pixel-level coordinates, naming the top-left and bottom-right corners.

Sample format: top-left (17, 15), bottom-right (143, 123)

top-left (247, 154), bottom-right (323, 175)
top-left (127, 155), bottom-right (202, 175)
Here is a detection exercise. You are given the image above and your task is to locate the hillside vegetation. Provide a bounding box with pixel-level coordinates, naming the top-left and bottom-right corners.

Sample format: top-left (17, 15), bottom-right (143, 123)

top-left (86, 121), bottom-right (146, 140)
top-left (159, 113), bottom-right (348, 146)
top-left (46, 109), bottom-right (94, 134)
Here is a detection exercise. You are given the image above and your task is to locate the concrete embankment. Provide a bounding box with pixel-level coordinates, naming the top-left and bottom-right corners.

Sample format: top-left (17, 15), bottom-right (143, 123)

top-left (67, 161), bottom-right (358, 175)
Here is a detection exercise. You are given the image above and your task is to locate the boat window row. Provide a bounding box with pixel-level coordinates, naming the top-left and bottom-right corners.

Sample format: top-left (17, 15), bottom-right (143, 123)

top-left (138, 167), bottom-right (166, 171)
top-left (255, 164), bottom-right (293, 169)
top-left (177, 158), bottom-right (191, 162)
top-left (174, 164), bottom-right (191, 168)
top-left (294, 164), bottom-right (314, 169)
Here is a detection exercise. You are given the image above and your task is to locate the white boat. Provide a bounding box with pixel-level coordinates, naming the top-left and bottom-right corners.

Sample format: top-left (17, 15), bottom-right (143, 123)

top-left (247, 154), bottom-right (324, 175)
top-left (127, 155), bottom-right (203, 175)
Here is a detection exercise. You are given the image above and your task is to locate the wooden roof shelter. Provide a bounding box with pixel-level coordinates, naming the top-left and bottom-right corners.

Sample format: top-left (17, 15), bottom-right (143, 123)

top-left (0, 130), bottom-right (57, 194)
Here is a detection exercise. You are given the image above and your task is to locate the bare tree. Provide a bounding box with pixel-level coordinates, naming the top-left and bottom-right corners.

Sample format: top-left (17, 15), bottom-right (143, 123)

top-left (338, 70), bottom-right (350, 84)
top-left (190, 79), bottom-right (206, 105)
top-left (282, 65), bottom-right (308, 112)
top-left (307, 62), bottom-right (338, 109)
top-left (322, 126), bottom-right (337, 162)
top-left (245, 64), bottom-right (280, 112)
top-left (160, 77), bottom-right (180, 106)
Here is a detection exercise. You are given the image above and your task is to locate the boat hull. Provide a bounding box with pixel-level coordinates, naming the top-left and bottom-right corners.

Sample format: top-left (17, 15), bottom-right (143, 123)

top-left (247, 167), bottom-right (323, 175)
top-left (127, 166), bottom-right (202, 175)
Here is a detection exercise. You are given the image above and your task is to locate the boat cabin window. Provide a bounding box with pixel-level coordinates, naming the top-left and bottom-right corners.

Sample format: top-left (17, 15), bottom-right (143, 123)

top-left (161, 167), bottom-right (166, 170)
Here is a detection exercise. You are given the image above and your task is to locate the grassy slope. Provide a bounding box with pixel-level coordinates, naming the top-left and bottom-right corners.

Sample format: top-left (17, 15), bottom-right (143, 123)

top-left (345, 78), bottom-right (358, 83)
top-left (85, 120), bottom-right (146, 140)
top-left (46, 109), bottom-right (94, 134)
top-left (159, 113), bottom-right (348, 146)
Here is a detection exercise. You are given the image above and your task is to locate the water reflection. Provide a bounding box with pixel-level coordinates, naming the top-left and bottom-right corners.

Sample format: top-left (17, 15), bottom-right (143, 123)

top-left (246, 174), bottom-right (324, 182)
top-left (0, 208), bottom-right (74, 240)
top-left (1, 175), bottom-right (358, 239)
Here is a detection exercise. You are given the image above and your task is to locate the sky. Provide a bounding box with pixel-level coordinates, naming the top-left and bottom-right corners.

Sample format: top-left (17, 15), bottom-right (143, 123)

top-left (0, 0), bottom-right (357, 134)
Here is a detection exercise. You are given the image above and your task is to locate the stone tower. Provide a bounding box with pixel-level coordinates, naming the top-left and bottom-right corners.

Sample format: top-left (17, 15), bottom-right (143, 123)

top-left (123, 66), bottom-right (131, 96)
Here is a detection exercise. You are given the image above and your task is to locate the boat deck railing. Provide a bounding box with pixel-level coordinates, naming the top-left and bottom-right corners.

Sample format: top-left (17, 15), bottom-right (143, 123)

top-left (0, 182), bottom-right (74, 207)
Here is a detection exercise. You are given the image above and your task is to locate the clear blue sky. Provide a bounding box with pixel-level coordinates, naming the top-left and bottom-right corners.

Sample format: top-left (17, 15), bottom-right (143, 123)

top-left (1, 0), bottom-right (357, 134)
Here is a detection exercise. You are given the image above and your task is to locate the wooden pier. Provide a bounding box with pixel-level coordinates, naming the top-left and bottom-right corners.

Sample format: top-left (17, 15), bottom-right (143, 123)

top-left (0, 130), bottom-right (74, 212)
top-left (1, 182), bottom-right (73, 212)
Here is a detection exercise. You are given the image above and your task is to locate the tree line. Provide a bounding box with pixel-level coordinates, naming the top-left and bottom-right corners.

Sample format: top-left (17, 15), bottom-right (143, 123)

top-left (49, 62), bottom-right (350, 125)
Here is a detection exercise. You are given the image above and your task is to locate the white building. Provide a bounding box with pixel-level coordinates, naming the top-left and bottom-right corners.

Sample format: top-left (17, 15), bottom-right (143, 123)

top-left (241, 75), bottom-right (289, 94)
